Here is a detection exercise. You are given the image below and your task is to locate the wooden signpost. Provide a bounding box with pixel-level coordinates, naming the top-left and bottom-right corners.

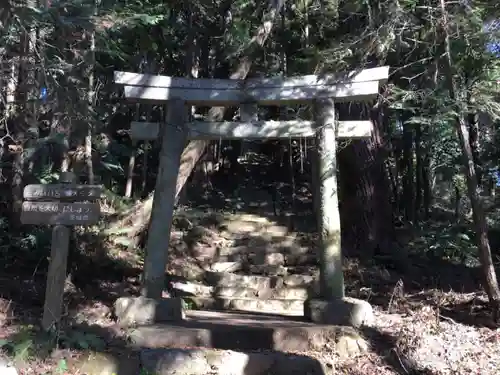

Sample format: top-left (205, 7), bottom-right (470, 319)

top-left (20, 172), bottom-right (102, 331)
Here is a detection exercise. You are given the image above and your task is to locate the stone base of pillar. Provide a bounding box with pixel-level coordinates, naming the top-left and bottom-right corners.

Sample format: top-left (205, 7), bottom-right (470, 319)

top-left (304, 297), bottom-right (374, 328)
top-left (114, 296), bottom-right (185, 327)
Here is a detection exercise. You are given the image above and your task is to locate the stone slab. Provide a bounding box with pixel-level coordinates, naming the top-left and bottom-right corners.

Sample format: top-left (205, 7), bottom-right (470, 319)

top-left (114, 296), bottom-right (185, 327)
top-left (140, 348), bottom-right (324, 375)
top-left (127, 310), bottom-right (368, 356)
top-left (304, 297), bottom-right (374, 328)
top-left (189, 297), bottom-right (304, 316)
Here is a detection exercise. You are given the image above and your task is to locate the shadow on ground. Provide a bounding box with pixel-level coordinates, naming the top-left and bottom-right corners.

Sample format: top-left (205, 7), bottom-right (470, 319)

top-left (361, 326), bottom-right (439, 375)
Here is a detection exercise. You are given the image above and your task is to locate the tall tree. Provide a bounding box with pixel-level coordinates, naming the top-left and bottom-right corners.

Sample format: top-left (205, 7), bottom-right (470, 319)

top-left (439, 0), bottom-right (500, 321)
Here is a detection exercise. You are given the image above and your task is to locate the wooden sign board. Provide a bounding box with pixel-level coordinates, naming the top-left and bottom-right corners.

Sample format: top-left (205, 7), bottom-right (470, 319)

top-left (20, 202), bottom-right (100, 225)
top-left (23, 184), bottom-right (102, 201)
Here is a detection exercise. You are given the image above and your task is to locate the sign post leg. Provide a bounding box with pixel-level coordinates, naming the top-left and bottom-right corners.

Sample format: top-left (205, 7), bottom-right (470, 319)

top-left (41, 172), bottom-right (76, 331)
top-left (42, 225), bottom-right (71, 331)
top-left (142, 98), bottom-right (187, 299)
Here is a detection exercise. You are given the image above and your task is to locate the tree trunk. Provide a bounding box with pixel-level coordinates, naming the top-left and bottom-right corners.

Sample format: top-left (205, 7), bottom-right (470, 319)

top-left (85, 0), bottom-right (97, 185)
top-left (339, 102), bottom-right (394, 259)
top-left (415, 123), bottom-right (423, 224)
top-left (402, 115), bottom-right (414, 223)
top-left (422, 151), bottom-right (432, 219)
top-left (440, 0), bottom-right (500, 322)
top-left (468, 112), bottom-right (481, 186)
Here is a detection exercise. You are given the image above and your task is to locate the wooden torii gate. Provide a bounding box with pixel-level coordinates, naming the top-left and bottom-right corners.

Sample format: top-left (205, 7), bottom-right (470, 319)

top-left (113, 66), bottom-right (389, 327)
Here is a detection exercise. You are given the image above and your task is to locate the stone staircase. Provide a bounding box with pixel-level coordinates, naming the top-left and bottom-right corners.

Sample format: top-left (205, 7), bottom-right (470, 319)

top-left (112, 211), bottom-right (373, 375)
top-left (170, 272), bottom-right (316, 317)
top-left (167, 211), bottom-right (321, 317)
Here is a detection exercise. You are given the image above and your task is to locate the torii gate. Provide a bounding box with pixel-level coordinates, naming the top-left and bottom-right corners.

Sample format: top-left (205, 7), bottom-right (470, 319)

top-left (113, 66), bottom-right (389, 327)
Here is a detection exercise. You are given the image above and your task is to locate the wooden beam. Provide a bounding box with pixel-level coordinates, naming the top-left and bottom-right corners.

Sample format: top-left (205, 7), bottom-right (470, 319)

top-left (114, 66), bottom-right (389, 89)
top-left (129, 120), bottom-right (372, 141)
top-left (122, 80), bottom-right (381, 105)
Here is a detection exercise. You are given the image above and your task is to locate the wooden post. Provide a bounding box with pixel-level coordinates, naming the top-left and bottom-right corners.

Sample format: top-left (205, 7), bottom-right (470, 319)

top-left (41, 172), bottom-right (75, 331)
top-left (142, 98), bottom-right (187, 299)
top-left (314, 98), bottom-right (344, 300)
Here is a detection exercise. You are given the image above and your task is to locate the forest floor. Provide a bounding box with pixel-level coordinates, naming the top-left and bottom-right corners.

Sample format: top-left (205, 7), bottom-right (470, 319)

top-left (1, 246), bottom-right (499, 375)
top-left (1, 164), bottom-right (500, 374)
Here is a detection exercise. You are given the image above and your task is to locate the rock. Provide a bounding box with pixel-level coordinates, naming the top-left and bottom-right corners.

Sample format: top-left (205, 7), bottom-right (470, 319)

top-left (184, 226), bottom-right (219, 247)
top-left (215, 287), bottom-right (259, 299)
top-left (141, 349), bottom-right (210, 375)
top-left (140, 348), bottom-right (324, 375)
top-left (114, 296), bottom-right (185, 327)
top-left (208, 261), bottom-right (243, 272)
top-left (224, 221), bottom-right (261, 235)
top-left (170, 281), bottom-right (213, 296)
top-left (335, 332), bottom-right (370, 359)
top-left (285, 252), bottom-right (317, 266)
top-left (199, 212), bottom-right (225, 227)
top-left (283, 274), bottom-right (315, 287)
top-left (304, 297), bottom-right (374, 328)
top-left (0, 358), bottom-right (18, 375)
top-left (265, 287), bottom-right (309, 300)
top-left (248, 252), bottom-right (285, 266)
top-left (68, 351), bottom-right (140, 375)
top-left (172, 216), bottom-right (193, 230)
top-left (247, 264), bottom-right (288, 276)
top-left (204, 271), bottom-right (283, 289)
top-left (166, 258), bottom-right (205, 281)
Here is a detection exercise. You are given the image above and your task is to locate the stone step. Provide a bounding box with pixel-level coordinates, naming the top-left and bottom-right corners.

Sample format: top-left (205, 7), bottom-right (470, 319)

top-left (203, 271), bottom-right (316, 290)
top-left (215, 286), bottom-right (309, 301)
top-left (170, 281), bottom-right (310, 301)
top-left (187, 296), bottom-right (305, 316)
top-left (204, 271), bottom-right (283, 289)
top-left (213, 246), bottom-right (316, 266)
top-left (126, 310), bottom-right (368, 359)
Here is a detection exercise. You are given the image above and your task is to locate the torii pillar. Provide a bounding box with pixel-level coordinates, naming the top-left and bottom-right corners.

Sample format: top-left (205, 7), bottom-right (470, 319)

top-left (304, 98), bottom-right (375, 328)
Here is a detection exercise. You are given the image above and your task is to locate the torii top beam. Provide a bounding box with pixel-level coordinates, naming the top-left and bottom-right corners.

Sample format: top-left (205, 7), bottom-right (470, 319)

top-left (114, 66), bottom-right (390, 106)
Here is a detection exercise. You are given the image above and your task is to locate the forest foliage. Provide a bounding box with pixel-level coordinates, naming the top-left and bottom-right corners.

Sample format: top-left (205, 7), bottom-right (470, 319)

top-left (1, 0), bottom-right (500, 318)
